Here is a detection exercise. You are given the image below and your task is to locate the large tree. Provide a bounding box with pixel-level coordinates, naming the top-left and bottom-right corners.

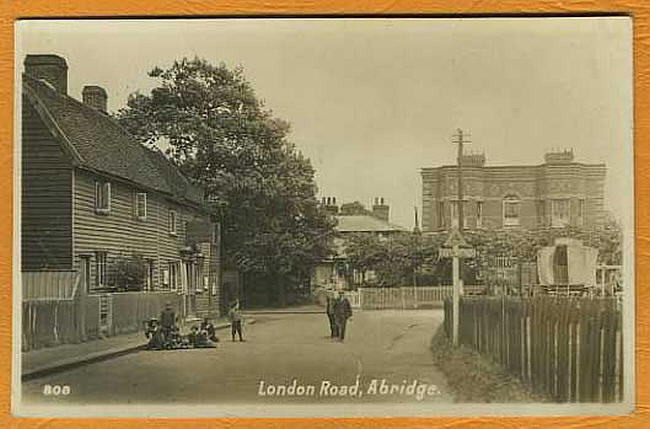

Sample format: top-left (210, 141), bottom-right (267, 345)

top-left (116, 57), bottom-right (335, 304)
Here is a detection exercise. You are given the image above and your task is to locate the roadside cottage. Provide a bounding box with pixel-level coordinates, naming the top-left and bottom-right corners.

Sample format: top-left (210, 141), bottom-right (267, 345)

top-left (21, 54), bottom-right (221, 350)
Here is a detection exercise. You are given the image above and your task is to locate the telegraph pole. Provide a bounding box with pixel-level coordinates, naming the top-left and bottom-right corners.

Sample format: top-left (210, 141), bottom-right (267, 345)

top-left (452, 128), bottom-right (471, 231)
top-left (440, 128), bottom-right (475, 346)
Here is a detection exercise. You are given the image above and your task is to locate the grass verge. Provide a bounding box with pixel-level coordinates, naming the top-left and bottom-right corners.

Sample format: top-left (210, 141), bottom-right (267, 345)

top-left (430, 327), bottom-right (550, 403)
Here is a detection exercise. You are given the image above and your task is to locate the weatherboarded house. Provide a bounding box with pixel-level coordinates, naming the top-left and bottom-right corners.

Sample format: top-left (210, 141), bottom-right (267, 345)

top-left (21, 54), bottom-right (221, 348)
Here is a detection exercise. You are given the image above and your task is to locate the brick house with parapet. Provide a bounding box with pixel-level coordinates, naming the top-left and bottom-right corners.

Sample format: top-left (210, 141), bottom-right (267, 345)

top-left (420, 150), bottom-right (606, 233)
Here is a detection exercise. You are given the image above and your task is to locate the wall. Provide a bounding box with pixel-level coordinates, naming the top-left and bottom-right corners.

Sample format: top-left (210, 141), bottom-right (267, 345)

top-left (421, 162), bottom-right (606, 232)
top-left (21, 97), bottom-right (73, 270)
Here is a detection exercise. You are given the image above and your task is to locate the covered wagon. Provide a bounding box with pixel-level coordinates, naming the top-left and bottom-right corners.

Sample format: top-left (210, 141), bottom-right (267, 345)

top-left (536, 238), bottom-right (598, 295)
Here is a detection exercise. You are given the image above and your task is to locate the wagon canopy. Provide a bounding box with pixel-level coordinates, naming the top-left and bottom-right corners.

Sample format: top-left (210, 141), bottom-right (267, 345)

top-left (537, 238), bottom-right (598, 286)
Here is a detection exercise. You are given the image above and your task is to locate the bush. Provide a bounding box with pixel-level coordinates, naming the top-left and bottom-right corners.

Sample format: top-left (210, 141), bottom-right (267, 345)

top-left (113, 254), bottom-right (147, 292)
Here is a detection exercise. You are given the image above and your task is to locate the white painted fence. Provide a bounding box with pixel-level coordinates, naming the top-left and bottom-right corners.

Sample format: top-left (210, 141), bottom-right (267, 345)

top-left (346, 285), bottom-right (486, 310)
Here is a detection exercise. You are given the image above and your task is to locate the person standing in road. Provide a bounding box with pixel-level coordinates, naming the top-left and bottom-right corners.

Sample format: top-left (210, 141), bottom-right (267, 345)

top-left (159, 302), bottom-right (176, 345)
top-left (333, 290), bottom-right (352, 342)
top-left (228, 301), bottom-right (244, 342)
top-left (326, 290), bottom-right (338, 338)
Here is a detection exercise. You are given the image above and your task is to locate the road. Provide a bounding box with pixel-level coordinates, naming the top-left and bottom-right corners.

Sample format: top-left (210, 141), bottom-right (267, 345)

top-left (22, 310), bottom-right (451, 406)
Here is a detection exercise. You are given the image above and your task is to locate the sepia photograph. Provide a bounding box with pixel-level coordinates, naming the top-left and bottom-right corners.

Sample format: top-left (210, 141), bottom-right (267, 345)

top-left (12, 17), bottom-right (634, 417)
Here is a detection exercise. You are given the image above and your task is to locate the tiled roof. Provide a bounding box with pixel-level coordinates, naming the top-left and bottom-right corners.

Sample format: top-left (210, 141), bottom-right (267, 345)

top-left (23, 75), bottom-right (205, 207)
top-left (334, 215), bottom-right (406, 233)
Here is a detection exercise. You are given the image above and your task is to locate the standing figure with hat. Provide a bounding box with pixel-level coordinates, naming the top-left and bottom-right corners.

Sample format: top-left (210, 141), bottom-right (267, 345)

top-left (159, 301), bottom-right (177, 347)
top-left (325, 289), bottom-right (338, 338)
top-left (333, 290), bottom-right (352, 342)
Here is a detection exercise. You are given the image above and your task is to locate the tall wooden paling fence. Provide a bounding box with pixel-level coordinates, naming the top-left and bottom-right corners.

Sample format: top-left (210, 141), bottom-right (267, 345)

top-left (444, 296), bottom-right (624, 403)
top-left (22, 270), bottom-right (184, 351)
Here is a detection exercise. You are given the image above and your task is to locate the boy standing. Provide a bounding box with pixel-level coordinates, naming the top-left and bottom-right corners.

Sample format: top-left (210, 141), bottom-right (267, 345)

top-left (228, 301), bottom-right (244, 342)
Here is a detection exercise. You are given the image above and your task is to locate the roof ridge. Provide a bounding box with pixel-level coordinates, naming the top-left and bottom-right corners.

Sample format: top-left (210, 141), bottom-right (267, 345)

top-left (23, 74), bottom-right (206, 207)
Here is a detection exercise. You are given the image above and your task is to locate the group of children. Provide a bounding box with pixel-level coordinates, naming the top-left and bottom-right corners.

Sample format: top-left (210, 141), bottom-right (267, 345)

top-left (145, 300), bottom-right (245, 350)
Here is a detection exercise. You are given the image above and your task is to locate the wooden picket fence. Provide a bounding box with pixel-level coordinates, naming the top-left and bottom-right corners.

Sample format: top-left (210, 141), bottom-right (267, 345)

top-left (22, 292), bottom-right (183, 351)
top-left (444, 296), bottom-right (623, 403)
top-left (355, 285), bottom-right (485, 310)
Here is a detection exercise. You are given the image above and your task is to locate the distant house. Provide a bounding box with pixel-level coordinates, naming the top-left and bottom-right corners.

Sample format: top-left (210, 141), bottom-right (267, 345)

top-left (421, 151), bottom-right (606, 233)
top-left (311, 197), bottom-right (406, 290)
top-left (21, 54), bottom-right (220, 346)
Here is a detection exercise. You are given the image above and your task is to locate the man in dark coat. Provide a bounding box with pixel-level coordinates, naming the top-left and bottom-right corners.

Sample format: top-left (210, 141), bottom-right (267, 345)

top-left (333, 291), bottom-right (353, 341)
top-left (325, 291), bottom-right (338, 338)
top-left (159, 302), bottom-right (176, 345)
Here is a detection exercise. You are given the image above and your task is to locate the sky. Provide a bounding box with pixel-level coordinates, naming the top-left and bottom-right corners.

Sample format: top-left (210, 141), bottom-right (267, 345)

top-left (16, 17), bottom-right (633, 229)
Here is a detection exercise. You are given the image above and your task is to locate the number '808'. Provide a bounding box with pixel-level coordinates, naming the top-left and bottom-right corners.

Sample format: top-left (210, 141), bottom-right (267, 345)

top-left (42, 384), bottom-right (70, 396)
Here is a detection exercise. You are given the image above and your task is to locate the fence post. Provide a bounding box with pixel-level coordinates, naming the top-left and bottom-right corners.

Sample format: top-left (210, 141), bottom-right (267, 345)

top-left (452, 245), bottom-right (460, 346)
top-left (359, 288), bottom-right (363, 310)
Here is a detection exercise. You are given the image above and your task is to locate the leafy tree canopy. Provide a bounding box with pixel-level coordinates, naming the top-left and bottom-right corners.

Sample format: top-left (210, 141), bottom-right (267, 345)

top-left (116, 57), bottom-right (336, 283)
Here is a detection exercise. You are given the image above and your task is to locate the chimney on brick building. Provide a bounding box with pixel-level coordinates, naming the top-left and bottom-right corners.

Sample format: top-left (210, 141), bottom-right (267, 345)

top-left (82, 85), bottom-right (108, 112)
top-left (460, 152), bottom-right (486, 167)
top-left (544, 149), bottom-right (574, 164)
top-left (321, 196), bottom-right (339, 216)
top-left (24, 54), bottom-right (68, 94)
top-left (371, 197), bottom-right (389, 222)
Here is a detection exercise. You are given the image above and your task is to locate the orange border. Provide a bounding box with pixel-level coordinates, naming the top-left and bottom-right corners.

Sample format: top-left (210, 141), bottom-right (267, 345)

top-left (1, 1), bottom-right (648, 428)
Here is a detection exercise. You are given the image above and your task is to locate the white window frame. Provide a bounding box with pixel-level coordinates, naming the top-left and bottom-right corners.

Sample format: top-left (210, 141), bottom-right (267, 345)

top-left (144, 258), bottom-right (154, 291)
top-left (476, 201), bottom-right (483, 228)
top-left (502, 197), bottom-right (521, 227)
top-left (95, 251), bottom-right (108, 288)
top-left (169, 210), bottom-right (178, 236)
top-left (578, 199), bottom-right (586, 226)
top-left (94, 181), bottom-right (111, 214)
top-left (168, 261), bottom-right (179, 291)
top-left (135, 192), bottom-right (147, 221)
top-left (451, 200), bottom-right (468, 229)
top-left (551, 198), bottom-right (571, 228)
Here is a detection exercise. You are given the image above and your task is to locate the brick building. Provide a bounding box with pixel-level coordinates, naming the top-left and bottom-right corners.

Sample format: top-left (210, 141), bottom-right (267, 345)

top-left (421, 150), bottom-right (606, 233)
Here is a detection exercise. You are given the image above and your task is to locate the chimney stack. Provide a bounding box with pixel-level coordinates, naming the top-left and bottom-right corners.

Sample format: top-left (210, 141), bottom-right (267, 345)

top-left (322, 196), bottom-right (339, 216)
top-left (82, 85), bottom-right (108, 112)
top-left (24, 54), bottom-right (68, 94)
top-left (371, 197), bottom-right (389, 222)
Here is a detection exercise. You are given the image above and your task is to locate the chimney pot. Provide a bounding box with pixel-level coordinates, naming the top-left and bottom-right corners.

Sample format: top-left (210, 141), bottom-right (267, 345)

top-left (24, 54), bottom-right (68, 94)
top-left (82, 85), bottom-right (108, 112)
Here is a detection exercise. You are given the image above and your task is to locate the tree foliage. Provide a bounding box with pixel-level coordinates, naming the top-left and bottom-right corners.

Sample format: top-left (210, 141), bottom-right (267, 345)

top-left (115, 57), bottom-right (336, 290)
top-left (342, 232), bottom-right (444, 287)
top-left (341, 219), bottom-right (623, 287)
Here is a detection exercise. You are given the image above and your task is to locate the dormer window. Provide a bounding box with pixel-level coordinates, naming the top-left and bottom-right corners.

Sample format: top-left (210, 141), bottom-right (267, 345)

top-left (135, 192), bottom-right (147, 220)
top-left (94, 181), bottom-right (111, 215)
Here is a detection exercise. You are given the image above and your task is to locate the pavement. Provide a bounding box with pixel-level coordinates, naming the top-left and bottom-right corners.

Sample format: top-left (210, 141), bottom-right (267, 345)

top-left (21, 309), bottom-right (452, 406)
top-left (21, 317), bottom-right (251, 381)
